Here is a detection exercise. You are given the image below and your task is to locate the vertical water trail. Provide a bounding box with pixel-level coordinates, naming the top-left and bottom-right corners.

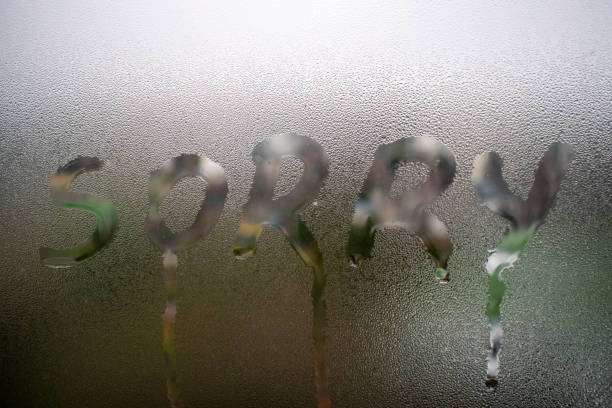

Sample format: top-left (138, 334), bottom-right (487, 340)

top-left (347, 137), bottom-right (456, 281)
top-left (146, 155), bottom-right (228, 407)
top-left (473, 142), bottom-right (574, 386)
top-left (236, 220), bottom-right (330, 407)
top-left (311, 265), bottom-right (329, 408)
top-left (161, 250), bottom-right (180, 406)
top-left (284, 219), bottom-right (330, 408)
top-left (291, 220), bottom-right (330, 408)
top-left (484, 226), bottom-right (534, 386)
top-left (233, 133), bottom-right (330, 407)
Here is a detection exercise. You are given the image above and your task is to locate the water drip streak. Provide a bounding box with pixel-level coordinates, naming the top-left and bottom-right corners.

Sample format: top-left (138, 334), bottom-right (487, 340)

top-left (284, 219), bottom-right (330, 407)
top-left (235, 217), bottom-right (331, 407)
top-left (162, 251), bottom-right (181, 407)
top-left (472, 143), bottom-right (574, 386)
top-left (311, 265), bottom-right (330, 408)
top-left (484, 226), bottom-right (534, 386)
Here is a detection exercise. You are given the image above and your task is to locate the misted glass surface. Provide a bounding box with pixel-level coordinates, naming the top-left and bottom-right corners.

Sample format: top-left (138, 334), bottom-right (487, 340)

top-left (1, 1), bottom-right (611, 407)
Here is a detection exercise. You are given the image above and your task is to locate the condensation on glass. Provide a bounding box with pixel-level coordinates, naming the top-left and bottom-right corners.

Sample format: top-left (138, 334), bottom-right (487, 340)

top-left (2, 1), bottom-right (611, 407)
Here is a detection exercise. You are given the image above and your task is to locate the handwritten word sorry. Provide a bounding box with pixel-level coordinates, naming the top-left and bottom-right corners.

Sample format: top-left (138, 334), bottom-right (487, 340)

top-left (39, 133), bottom-right (573, 406)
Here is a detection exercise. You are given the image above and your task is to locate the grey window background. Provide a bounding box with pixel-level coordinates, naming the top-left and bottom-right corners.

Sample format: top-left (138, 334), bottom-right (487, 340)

top-left (1, 1), bottom-right (611, 407)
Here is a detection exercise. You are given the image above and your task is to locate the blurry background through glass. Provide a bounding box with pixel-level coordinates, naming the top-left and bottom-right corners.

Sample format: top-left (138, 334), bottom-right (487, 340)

top-left (1, 1), bottom-right (611, 407)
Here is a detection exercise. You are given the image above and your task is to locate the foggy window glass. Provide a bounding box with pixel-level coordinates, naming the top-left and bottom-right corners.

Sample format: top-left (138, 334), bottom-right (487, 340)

top-left (1, 1), bottom-right (611, 407)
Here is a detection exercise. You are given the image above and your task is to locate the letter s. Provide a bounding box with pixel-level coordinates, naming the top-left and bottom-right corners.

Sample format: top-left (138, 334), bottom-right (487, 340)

top-left (39, 157), bottom-right (118, 268)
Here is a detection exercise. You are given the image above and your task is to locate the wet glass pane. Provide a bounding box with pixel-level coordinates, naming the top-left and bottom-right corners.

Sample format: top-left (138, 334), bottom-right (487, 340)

top-left (1, 1), bottom-right (611, 407)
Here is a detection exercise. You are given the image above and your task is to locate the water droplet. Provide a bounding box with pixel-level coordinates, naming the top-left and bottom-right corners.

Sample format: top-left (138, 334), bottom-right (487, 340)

top-left (485, 378), bottom-right (498, 390)
top-left (349, 254), bottom-right (362, 268)
top-left (435, 267), bottom-right (449, 282)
